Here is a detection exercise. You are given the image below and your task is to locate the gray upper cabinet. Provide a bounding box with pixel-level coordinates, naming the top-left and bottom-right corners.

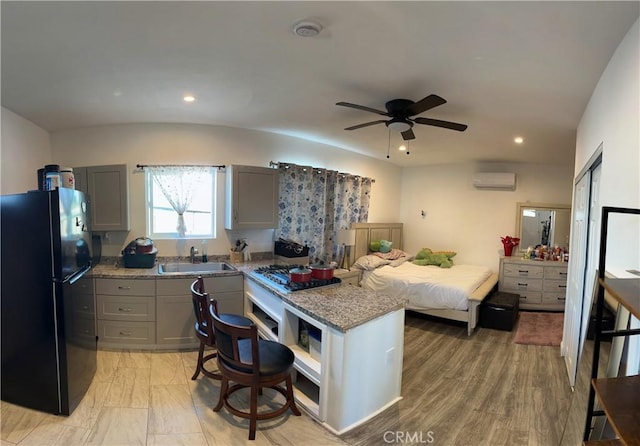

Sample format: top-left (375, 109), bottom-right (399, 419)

top-left (74, 164), bottom-right (130, 231)
top-left (225, 165), bottom-right (279, 230)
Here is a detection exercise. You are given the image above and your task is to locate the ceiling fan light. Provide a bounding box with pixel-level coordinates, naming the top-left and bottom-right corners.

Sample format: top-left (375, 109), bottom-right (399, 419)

top-left (386, 119), bottom-right (412, 132)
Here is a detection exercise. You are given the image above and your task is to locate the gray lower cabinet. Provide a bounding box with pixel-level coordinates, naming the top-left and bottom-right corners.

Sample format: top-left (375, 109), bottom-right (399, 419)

top-left (96, 278), bottom-right (156, 347)
top-left (93, 275), bottom-right (244, 349)
top-left (155, 275), bottom-right (244, 347)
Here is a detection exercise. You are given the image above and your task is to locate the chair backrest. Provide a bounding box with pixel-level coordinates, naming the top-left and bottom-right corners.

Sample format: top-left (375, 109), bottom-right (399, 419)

top-left (210, 307), bottom-right (260, 377)
top-left (190, 276), bottom-right (218, 342)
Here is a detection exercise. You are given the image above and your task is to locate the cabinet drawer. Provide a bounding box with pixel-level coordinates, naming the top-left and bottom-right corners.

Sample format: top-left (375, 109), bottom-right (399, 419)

top-left (71, 315), bottom-right (96, 340)
top-left (96, 278), bottom-right (155, 296)
top-left (543, 279), bottom-right (568, 293)
top-left (97, 295), bottom-right (155, 321)
top-left (544, 267), bottom-right (569, 280)
top-left (71, 293), bottom-right (95, 317)
top-left (502, 277), bottom-right (543, 292)
top-left (97, 320), bottom-right (155, 344)
top-left (203, 275), bottom-right (243, 293)
top-left (75, 277), bottom-right (94, 294)
top-left (503, 263), bottom-right (544, 278)
top-left (156, 278), bottom-right (196, 296)
top-left (516, 291), bottom-right (543, 305)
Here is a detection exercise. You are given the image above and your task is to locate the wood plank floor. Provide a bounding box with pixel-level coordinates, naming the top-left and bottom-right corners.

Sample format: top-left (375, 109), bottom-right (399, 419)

top-left (0, 312), bottom-right (605, 445)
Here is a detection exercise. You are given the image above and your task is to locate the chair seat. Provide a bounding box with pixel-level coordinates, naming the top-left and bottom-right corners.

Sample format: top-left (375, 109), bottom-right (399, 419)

top-left (226, 339), bottom-right (295, 376)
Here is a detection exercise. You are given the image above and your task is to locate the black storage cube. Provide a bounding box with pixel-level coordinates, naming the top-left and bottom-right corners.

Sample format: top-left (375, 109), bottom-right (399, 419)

top-left (480, 292), bottom-right (520, 331)
top-left (587, 305), bottom-right (616, 341)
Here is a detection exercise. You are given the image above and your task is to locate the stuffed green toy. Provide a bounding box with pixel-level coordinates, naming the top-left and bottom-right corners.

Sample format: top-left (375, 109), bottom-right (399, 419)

top-left (412, 248), bottom-right (457, 268)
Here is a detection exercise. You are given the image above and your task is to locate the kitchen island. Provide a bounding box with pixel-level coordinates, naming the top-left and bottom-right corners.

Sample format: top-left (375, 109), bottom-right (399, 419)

top-left (242, 269), bottom-right (406, 435)
top-left (89, 259), bottom-right (407, 434)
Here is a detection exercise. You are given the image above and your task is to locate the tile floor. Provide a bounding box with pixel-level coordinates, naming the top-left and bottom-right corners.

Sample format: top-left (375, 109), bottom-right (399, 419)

top-left (0, 349), bottom-right (345, 445)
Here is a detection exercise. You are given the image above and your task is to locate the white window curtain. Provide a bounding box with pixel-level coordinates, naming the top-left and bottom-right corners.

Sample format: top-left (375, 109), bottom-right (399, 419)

top-left (275, 163), bottom-right (372, 262)
top-left (147, 166), bottom-right (212, 237)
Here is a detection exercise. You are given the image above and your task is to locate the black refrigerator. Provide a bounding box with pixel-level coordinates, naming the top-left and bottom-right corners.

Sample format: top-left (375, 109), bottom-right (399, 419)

top-left (1, 188), bottom-right (96, 415)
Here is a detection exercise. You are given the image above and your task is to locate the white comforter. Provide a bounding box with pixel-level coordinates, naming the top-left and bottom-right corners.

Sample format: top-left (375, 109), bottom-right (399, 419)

top-left (360, 262), bottom-right (492, 311)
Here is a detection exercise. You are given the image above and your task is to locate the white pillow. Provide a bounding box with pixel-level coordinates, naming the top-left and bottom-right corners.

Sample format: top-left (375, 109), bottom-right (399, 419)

top-left (353, 255), bottom-right (391, 271)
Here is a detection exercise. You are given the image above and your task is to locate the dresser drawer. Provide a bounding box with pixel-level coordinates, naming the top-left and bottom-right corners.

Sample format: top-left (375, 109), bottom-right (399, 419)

top-left (544, 267), bottom-right (569, 280)
top-left (543, 279), bottom-right (568, 293)
top-left (516, 291), bottom-right (543, 305)
top-left (502, 277), bottom-right (543, 292)
top-left (97, 295), bottom-right (155, 321)
top-left (96, 278), bottom-right (155, 296)
top-left (503, 263), bottom-right (544, 278)
top-left (543, 292), bottom-right (567, 306)
top-left (97, 320), bottom-right (155, 344)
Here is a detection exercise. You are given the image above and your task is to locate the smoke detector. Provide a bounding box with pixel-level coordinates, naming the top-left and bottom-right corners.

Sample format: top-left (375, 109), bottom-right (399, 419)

top-left (293, 21), bottom-right (322, 37)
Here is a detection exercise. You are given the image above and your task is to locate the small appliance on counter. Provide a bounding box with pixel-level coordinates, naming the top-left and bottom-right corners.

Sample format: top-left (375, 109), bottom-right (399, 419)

top-left (274, 238), bottom-right (310, 266)
top-left (122, 237), bottom-right (157, 268)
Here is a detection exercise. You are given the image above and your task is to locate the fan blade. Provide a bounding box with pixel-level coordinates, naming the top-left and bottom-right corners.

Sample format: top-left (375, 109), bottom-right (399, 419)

top-left (405, 94), bottom-right (447, 116)
top-left (401, 128), bottom-right (416, 140)
top-left (336, 102), bottom-right (389, 116)
top-left (344, 120), bottom-right (387, 131)
top-left (414, 117), bottom-right (468, 132)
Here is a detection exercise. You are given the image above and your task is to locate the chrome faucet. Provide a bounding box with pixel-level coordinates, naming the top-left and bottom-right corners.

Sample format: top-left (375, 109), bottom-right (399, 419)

top-left (189, 246), bottom-right (199, 263)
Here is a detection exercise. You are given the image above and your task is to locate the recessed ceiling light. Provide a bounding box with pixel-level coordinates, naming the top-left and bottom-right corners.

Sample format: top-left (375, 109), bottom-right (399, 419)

top-left (398, 145), bottom-right (407, 152)
top-left (183, 95), bottom-right (196, 103)
top-left (293, 21), bottom-right (323, 37)
top-left (514, 136), bottom-right (524, 144)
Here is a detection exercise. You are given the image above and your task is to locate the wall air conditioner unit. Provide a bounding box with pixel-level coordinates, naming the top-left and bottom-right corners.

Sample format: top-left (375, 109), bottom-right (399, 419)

top-left (472, 172), bottom-right (516, 190)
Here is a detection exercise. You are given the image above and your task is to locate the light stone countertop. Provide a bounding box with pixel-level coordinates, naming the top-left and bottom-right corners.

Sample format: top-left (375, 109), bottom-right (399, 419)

top-left (89, 258), bottom-right (406, 332)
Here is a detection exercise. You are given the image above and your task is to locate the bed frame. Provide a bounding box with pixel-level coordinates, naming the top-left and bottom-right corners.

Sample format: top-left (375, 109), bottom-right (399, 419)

top-left (351, 222), bottom-right (498, 335)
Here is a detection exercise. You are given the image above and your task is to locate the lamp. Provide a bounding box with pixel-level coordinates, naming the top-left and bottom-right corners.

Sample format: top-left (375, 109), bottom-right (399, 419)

top-left (385, 118), bottom-right (412, 132)
top-left (336, 229), bottom-right (356, 270)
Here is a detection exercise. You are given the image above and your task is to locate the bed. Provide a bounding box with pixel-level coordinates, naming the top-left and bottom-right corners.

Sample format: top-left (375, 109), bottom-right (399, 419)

top-left (351, 222), bottom-right (498, 335)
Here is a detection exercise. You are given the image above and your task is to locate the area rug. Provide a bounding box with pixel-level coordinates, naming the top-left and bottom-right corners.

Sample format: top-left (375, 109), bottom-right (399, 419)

top-left (513, 312), bottom-right (564, 346)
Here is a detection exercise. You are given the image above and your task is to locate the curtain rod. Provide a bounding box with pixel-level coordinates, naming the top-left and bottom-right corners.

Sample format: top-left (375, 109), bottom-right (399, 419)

top-left (269, 161), bottom-right (375, 183)
top-left (136, 164), bottom-right (225, 169)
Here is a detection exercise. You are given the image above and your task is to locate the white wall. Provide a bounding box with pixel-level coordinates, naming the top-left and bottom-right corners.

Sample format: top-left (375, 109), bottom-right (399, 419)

top-left (400, 162), bottom-right (574, 271)
top-left (1, 107), bottom-right (51, 194)
top-left (50, 123), bottom-right (403, 258)
top-left (575, 18), bottom-right (639, 276)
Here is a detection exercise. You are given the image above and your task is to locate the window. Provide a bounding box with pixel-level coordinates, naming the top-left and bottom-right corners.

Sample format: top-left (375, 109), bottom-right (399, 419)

top-left (145, 167), bottom-right (216, 239)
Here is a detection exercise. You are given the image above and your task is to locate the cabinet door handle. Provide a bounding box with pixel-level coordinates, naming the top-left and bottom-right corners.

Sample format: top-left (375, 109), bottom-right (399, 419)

top-left (559, 272), bottom-right (568, 276)
top-left (557, 297), bottom-right (566, 301)
top-left (118, 307), bottom-right (133, 312)
top-left (82, 305), bottom-right (89, 310)
top-left (518, 270), bottom-right (529, 274)
top-left (119, 331), bottom-right (132, 336)
top-left (558, 285), bottom-right (567, 289)
top-left (517, 283), bottom-right (528, 287)
top-left (117, 286), bottom-right (131, 290)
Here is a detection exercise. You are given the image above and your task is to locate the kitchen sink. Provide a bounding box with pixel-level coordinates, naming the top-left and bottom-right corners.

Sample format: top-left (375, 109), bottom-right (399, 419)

top-left (158, 262), bottom-right (237, 274)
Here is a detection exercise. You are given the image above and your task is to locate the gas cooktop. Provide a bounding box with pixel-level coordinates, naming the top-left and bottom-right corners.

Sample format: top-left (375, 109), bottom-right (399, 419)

top-left (254, 264), bottom-right (341, 292)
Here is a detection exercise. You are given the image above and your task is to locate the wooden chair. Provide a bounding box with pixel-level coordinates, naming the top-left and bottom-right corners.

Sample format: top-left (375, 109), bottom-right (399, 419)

top-left (190, 276), bottom-right (251, 380)
top-left (210, 304), bottom-right (301, 440)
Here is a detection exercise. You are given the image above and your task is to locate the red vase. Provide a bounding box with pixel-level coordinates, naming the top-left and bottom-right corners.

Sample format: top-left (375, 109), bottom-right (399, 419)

top-left (504, 245), bottom-right (514, 256)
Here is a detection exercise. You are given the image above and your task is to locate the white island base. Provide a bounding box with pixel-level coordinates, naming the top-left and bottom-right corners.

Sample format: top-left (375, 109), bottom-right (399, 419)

top-left (244, 276), bottom-right (405, 435)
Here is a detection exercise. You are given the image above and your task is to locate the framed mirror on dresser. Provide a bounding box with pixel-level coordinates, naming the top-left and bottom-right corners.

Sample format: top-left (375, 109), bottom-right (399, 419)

top-left (515, 202), bottom-right (571, 252)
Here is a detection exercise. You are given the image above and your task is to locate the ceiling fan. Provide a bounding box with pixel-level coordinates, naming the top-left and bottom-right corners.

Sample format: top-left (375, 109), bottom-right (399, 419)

top-left (336, 94), bottom-right (468, 141)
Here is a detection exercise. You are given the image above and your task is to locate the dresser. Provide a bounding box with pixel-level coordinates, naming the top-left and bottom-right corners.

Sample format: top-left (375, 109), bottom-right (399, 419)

top-left (499, 257), bottom-right (568, 311)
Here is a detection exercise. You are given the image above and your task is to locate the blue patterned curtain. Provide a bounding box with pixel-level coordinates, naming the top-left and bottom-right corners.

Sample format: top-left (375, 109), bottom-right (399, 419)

top-left (276, 163), bottom-right (372, 263)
